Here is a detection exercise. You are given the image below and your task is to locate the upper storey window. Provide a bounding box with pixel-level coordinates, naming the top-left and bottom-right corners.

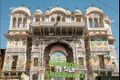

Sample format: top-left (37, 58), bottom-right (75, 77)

top-left (94, 18), bottom-right (98, 27)
top-left (11, 55), bottom-right (18, 70)
top-left (23, 17), bottom-right (27, 27)
top-left (18, 18), bottom-right (22, 28)
top-left (12, 17), bottom-right (27, 28)
top-left (76, 17), bottom-right (81, 22)
top-left (89, 18), bottom-right (93, 27)
top-left (34, 58), bottom-right (38, 66)
top-left (56, 16), bottom-right (61, 22)
top-left (89, 17), bottom-right (104, 28)
top-left (13, 17), bottom-right (16, 28)
top-left (35, 17), bottom-right (40, 22)
top-left (88, 13), bottom-right (104, 28)
top-left (99, 18), bottom-right (104, 27)
top-left (71, 16), bottom-right (75, 21)
top-left (62, 17), bottom-right (65, 22)
top-left (15, 38), bottom-right (19, 47)
top-left (51, 17), bottom-right (55, 22)
top-left (11, 11), bottom-right (29, 28)
top-left (42, 17), bottom-right (45, 21)
top-left (50, 10), bottom-right (67, 22)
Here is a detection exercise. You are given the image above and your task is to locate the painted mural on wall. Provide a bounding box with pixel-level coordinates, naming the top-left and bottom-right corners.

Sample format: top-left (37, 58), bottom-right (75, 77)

top-left (17, 55), bottom-right (26, 70)
top-left (4, 56), bottom-right (12, 70)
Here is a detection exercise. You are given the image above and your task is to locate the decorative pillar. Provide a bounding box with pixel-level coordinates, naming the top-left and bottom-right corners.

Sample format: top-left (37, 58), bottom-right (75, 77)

top-left (16, 17), bottom-right (18, 28)
top-left (22, 17), bottom-right (24, 28)
top-left (92, 17), bottom-right (94, 28)
top-left (87, 17), bottom-right (89, 29)
top-left (9, 16), bottom-right (13, 29)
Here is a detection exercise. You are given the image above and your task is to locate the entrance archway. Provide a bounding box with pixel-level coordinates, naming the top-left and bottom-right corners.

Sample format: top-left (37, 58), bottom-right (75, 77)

top-left (44, 42), bottom-right (73, 80)
top-left (44, 42), bottom-right (73, 63)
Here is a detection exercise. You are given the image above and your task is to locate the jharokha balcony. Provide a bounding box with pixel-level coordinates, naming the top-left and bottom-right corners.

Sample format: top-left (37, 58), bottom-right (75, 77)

top-left (30, 21), bottom-right (85, 36)
top-left (30, 21), bottom-right (85, 27)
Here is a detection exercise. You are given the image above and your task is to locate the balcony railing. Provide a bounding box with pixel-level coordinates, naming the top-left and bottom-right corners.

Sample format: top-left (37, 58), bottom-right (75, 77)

top-left (88, 26), bottom-right (106, 31)
top-left (90, 47), bottom-right (110, 51)
top-left (30, 22), bottom-right (85, 27)
top-left (6, 48), bottom-right (26, 52)
top-left (9, 24), bottom-right (29, 30)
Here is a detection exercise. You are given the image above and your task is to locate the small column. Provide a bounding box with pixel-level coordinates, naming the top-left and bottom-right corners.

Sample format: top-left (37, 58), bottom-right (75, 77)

top-left (74, 39), bottom-right (77, 63)
top-left (42, 42), bottom-right (44, 66)
top-left (16, 17), bottom-right (18, 29)
top-left (9, 16), bottom-right (13, 29)
top-left (97, 17), bottom-right (100, 28)
top-left (25, 18), bottom-right (30, 30)
top-left (92, 17), bottom-right (95, 28)
top-left (22, 17), bottom-right (24, 28)
top-left (81, 17), bottom-right (83, 23)
top-left (87, 17), bottom-right (89, 29)
top-left (61, 26), bottom-right (62, 35)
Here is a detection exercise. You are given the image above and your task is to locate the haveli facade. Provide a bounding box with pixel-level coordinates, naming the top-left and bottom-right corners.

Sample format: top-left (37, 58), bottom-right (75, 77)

top-left (0, 6), bottom-right (119, 80)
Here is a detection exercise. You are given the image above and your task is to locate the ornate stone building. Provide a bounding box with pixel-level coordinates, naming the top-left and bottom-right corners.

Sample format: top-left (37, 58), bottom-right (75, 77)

top-left (0, 6), bottom-right (119, 80)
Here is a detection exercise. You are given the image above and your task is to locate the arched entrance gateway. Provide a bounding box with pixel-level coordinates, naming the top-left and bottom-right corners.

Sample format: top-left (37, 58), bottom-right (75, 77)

top-left (44, 42), bottom-right (74, 80)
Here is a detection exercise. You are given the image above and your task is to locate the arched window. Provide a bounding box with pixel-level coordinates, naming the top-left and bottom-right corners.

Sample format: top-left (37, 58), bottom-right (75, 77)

top-left (15, 38), bottom-right (19, 47)
top-left (76, 17), bottom-right (81, 22)
top-left (13, 17), bottom-right (16, 28)
top-left (56, 16), bottom-right (61, 22)
top-left (94, 18), bottom-right (98, 27)
top-left (35, 17), bottom-right (40, 22)
top-left (71, 16), bottom-right (75, 21)
top-left (32, 74), bottom-right (38, 80)
top-left (99, 18), bottom-right (104, 27)
top-left (23, 18), bottom-right (27, 27)
top-left (62, 18), bottom-right (65, 22)
top-left (18, 18), bottom-right (22, 28)
top-left (51, 17), bottom-right (55, 22)
top-left (42, 17), bottom-right (45, 21)
top-left (89, 18), bottom-right (93, 27)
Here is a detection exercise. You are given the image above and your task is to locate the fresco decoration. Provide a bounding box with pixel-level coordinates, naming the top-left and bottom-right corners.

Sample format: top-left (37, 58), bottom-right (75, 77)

top-left (17, 55), bottom-right (25, 70)
top-left (4, 56), bottom-right (12, 70)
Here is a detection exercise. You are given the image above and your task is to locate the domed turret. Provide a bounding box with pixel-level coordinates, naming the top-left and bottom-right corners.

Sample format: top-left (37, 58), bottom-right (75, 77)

top-left (11, 6), bottom-right (31, 17)
top-left (85, 7), bottom-right (103, 15)
top-left (74, 8), bottom-right (82, 15)
top-left (34, 9), bottom-right (43, 16)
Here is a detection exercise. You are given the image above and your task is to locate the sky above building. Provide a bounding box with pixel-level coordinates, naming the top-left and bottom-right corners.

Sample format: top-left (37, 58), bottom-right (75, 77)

top-left (0, 0), bottom-right (119, 65)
